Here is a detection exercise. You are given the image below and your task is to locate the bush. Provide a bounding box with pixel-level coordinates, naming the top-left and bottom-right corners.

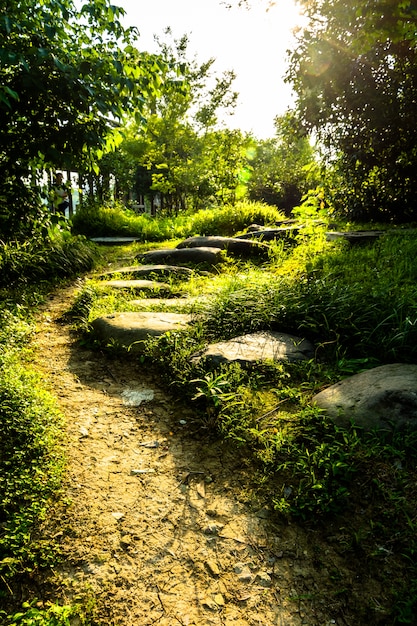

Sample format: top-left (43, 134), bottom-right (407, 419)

top-left (0, 228), bottom-right (98, 289)
top-left (71, 200), bottom-right (285, 240)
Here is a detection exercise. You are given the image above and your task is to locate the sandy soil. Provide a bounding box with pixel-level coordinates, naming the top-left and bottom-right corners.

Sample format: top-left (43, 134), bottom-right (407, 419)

top-left (29, 280), bottom-right (384, 626)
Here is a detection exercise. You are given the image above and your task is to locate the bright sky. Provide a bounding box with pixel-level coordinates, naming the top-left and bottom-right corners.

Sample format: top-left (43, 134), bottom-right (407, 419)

top-left (118, 0), bottom-right (304, 139)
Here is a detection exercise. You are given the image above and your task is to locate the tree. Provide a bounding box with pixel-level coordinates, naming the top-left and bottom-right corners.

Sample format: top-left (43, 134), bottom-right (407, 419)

top-left (0, 0), bottom-right (166, 239)
top-left (146, 29), bottom-right (238, 132)
top-left (247, 111), bottom-right (318, 214)
top-left (287, 0), bottom-right (417, 221)
top-left (118, 31), bottom-right (241, 213)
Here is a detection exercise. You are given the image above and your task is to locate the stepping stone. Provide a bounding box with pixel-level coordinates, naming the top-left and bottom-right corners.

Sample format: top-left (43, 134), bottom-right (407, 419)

top-left (136, 247), bottom-right (224, 267)
top-left (91, 311), bottom-right (193, 353)
top-left (89, 237), bottom-right (139, 245)
top-left (236, 227), bottom-right (299, 242)
top-left (100, 264), bottom-right (193, 280)
top-left (130, 296), bottom-right (207, 309)
top-left (325, 231), bottom-right (385, 245)
top-left (99, 279), bottom-right (171, 294)
top-left (190, 331), bottom-right (314, 367)
top-left (313, 363), bottom-right (417, 431)
top-left (176, 236), bottom-right (270, 259)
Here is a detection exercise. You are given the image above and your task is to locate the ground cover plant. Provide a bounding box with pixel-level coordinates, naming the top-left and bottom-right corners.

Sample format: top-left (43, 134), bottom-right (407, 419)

top-left (2, 199), bottom-right (417, 623)
top-left (0, 309), bottom-right (85, 625)
top-left (0, 234), bottom-right (102, 624)
top-left (74, 201), bottom-right (417, 622)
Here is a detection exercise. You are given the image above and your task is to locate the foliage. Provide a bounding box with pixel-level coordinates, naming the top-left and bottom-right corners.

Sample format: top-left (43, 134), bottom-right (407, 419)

top-left (288, 0), bottom-right (417, 221)
top-left (115, 32), bottom-right (249, 213)
top-left (6, 600), bottom-right (81, 625)
top-left (0, 0), bottom-right (167, 240)
top-left (247, 111), bottom-right (320, 213)
top-left (187, 200), bottom-right (284, 236)
top-left (147, 30), bottom-right (238, 132)
top-left (0, 325), bottom-right (64, 583)
top-left (270, 407), bottom-right (359, 517)
top-left (72, 199), bottom-right (284, 239)
top-left (0, 228), bottom-right (98, 289)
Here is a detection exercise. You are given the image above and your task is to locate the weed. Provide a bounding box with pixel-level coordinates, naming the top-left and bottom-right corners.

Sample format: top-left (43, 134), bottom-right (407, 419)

top-left (0, 233), bottom-right (97, 289)
top-left (6, 599), bottom-right (87, 625)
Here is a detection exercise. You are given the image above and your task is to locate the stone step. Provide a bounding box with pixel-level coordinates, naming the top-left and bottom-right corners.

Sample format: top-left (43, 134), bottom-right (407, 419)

top-left (136, 247), bottom-right (224, 267)
top-left (90, 236), bottom-right (139, 245)
top-left (176, 235), bottom-right (270, 258)
top-left (99, 279), bottom-right (171, 294)
top-left (235, 226), bottom-right (300, 242)
top-left (325, 230), bottom-right (384, 244)
top-left (313, 363), bottom-right (417, 431)
top-left (190, 331), bottom-right (314, 367)
top-left (91, 312), bottom-right (193, 353)
top-left (100, 264), bottom-right (193, 281)
top-left (129, 296), bottom-right (208, 310)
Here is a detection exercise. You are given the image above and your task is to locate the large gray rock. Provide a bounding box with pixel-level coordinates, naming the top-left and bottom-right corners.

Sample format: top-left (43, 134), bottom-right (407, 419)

top-left (100, 264), bottom-right (193, 280)
top-left (190, 331), bottom-right (314, 367)
top-left (136, 247), bottom-right (224, 267)
top-left (91, 311), bottom-right (192, 353)
top-left (313, 363), bottom-right (417, 431)
top-left (176, 236), bottom-right (270, 259)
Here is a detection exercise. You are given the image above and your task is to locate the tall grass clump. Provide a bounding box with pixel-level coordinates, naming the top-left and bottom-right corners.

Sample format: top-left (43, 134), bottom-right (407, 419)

top-left (0, 226), bottom-right (98, 289)
top-left (187, 201), bottom-right (285, 236)
top-left (200, 229), bottom-right (417, 364)
top-left (71, 200), bottom-right (285, 241)
top-left (71, 201), bottom-right (189, 240)
top-left (0, 308), bottom-right (65, 615)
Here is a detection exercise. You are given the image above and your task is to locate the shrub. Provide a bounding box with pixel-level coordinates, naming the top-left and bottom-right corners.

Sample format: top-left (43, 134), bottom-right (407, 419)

top-left (71, 200), bottom-right (285, 240)
top-left (0, 228), bottom-right (97, 289)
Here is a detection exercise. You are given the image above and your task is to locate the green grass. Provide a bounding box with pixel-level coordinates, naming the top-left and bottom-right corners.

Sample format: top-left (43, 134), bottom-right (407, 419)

top-left (3, 199), bottom-right (417, 623)
top-left (0, 235), bottom-right (100, 625)
top-left (71, 203), bottom-right (417, 622)
top-left (0, 226), bottom-right (98, 290)
top-left (0, 311), bottom-right (67, 622)
top-left (71, 199), bottom-right (285, 239)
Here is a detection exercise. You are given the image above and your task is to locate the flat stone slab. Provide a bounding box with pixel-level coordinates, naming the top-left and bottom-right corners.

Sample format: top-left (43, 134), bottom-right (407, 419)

top-left (176, 236), bottom-right (270, 258)
top-left (326, 231), bottom-right (385, 244)
top-left (130, 296), bottom-right (207, 309)
top-left (313, 363), bottom-right (417, 431)
top-left (100, 265), bottom-right (193, 280)
top-left (190, 331), bottom-right (314, 367)
top-left (99, 279), bottom-right (171, 294)
top-left (90, 237), bottom-right (139, 245)
top-left (91, 312), bottom-right (192, 352)
top-left (236, 227), bottom-right (300, 242)
top-left (136, 247), bottom-right (224, 267)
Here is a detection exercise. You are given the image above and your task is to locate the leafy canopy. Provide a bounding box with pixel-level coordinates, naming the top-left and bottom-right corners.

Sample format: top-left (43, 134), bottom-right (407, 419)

top-left (0, 0), bottom-right (167, 171)
top-left (288, 0), bottom-right (417, 221)
top-left (0, 0), bottom-right (169, 239)
top-left (115, 31), bottom-right (243, 213)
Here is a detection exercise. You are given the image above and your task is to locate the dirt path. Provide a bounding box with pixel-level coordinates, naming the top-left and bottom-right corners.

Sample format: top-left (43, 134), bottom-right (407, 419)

top-left (31, 281), bottom-right (351, 626)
